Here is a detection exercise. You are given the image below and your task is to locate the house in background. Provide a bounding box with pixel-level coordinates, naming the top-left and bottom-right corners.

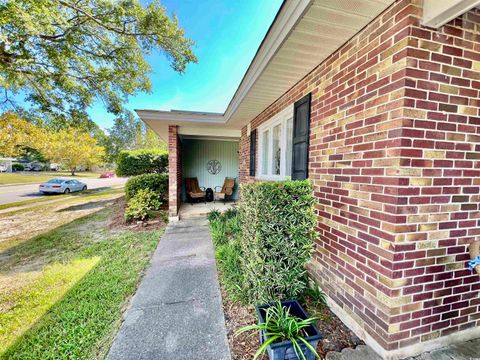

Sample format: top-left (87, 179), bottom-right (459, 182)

top-left (137, 0), bottom-right (480, 358)
top-left (0, 158), bottom-right (13, 173)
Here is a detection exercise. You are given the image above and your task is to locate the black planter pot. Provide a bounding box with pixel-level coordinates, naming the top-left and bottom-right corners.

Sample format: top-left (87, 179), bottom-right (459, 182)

top-left (256, 300), bottom-right (322, 360)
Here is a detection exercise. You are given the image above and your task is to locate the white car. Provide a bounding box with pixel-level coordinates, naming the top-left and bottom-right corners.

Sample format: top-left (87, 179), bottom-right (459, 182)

top-left (39, 178), bottom-right (87, 194)
top-left (0, 164), bottom-right (7, 172)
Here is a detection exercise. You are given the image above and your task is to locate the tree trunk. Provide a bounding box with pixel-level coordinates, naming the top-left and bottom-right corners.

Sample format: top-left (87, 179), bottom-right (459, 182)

top-left (71, 168), bottom-right (76, 176)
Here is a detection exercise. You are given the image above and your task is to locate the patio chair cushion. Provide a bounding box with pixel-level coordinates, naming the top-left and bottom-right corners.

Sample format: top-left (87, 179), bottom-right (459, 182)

top-left (189, 191), bottom-right (205, 198)
top-left (185, 177), bottom-right (206, 199)
top-left (215, 177), bottom-right (235, 200)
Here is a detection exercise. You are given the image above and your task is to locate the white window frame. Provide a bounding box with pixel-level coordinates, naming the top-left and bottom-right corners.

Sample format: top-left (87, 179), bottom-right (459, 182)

top-left (257, 105), bottom-right (294, 181)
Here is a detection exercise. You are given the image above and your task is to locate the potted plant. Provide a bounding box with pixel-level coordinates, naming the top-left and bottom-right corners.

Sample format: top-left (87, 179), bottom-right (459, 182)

top-left (237, 300), bottom-right (322, 360)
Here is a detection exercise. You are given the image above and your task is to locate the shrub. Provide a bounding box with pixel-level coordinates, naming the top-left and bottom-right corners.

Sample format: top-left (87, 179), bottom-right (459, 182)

top-left (116, 148), bottom-right (168, 177)
top-left (125, 173), bottom-right (168, 200)
top-left (12, 163), bottom-right (24, 171)
top-left (124, 188), bottom-right (162, 221)
top-left (238, 180), bottom-right (316, 304)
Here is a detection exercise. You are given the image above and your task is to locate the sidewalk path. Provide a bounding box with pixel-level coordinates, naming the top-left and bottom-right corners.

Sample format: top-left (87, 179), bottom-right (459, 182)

top-left (107, 218), bottom-right (231, 360)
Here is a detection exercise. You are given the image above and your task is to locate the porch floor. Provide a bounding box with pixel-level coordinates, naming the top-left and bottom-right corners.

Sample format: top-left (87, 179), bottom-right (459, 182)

top-left (179, 201), bottom-right (236, 219)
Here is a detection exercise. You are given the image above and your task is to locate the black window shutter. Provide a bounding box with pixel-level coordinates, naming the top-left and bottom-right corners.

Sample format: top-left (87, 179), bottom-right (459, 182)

top-left (249, 129), bottom-right (257, 177)
top-left (291, 93), bottom-right (311, 180)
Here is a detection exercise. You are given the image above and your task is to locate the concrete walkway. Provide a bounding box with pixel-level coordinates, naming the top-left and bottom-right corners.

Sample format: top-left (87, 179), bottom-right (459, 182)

top-left (108, 218), bottom-right (231, 360)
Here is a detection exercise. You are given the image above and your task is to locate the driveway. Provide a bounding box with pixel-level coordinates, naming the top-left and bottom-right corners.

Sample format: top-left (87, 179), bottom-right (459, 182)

top-left (0, 177), bottom-right (127, 205)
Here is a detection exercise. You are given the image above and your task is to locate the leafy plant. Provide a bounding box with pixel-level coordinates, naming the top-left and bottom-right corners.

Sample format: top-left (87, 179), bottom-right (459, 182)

top-left (125, 173), bottom-right (168, 200)
top-left (302, 277), bottom-right (327, 309)
top-left (207, 209), bottom-right (221, 222)
top-left (210, 219), bottom-right (227, 246)
top-left (216, 239), bottom-right (244, 302)
top-left (238, 180), bottom-right (316, 304)
top-left (124, 188), bottom-right (162, 221)
top-left (208, 209), bottom-right (245, 302)
top-left (237, 301), bottom-right (319, 360)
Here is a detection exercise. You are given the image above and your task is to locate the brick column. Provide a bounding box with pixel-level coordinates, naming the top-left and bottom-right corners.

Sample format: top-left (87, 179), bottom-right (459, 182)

top-left (168, 125), bottom-right (181, 219)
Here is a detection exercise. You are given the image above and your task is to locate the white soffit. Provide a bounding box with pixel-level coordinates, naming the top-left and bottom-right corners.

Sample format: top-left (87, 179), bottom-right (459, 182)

top-left (136, 0), bottom-right (396, 137)
top-left (422, 0), bottom-right (480, 28)
top-left (225, 0), bottom-right (395, 127)
top-left (136, 109), bottom-right (239, 141)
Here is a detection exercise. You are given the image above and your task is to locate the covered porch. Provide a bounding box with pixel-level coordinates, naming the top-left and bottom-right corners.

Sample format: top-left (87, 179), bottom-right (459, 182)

top-left (135, 110), bottom-right (241, 220)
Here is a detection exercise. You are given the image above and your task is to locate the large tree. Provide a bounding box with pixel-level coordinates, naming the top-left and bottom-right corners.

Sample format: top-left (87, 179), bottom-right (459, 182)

top-left (43, 127), bottom-right (105, 175)
top-left (101, 110), bottom-right (165, 163)
top-left (0, 0), bottom-right (196, 119)
top-left (0, 112), bottom-right (47, 157)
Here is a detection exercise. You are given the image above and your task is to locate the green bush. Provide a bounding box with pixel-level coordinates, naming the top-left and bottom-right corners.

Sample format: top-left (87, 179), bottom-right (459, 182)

top-left (238, 180), bottom-right (316, 304)
top-left (12, 163), bottom-right (24, 171)
top-left (124, 188), bottom-right (162, 222)
top-left (116, 148), bottom-right (168, 177)
top-left (125, 173), bottom-right (168, 200)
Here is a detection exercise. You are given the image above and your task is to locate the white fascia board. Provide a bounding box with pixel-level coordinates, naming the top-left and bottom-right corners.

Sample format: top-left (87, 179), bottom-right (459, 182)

top-left (135, 109), bottom-right (224, 124)
top-left (223, 0), bottom-right (313, 123)
top-left (178, 126), bottom-right (241, 138)
top-left (422, 0), bottom-right (480, 28)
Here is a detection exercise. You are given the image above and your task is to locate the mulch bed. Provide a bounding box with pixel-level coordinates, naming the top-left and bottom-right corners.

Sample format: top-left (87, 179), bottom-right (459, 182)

top-left (220, 287), bottom-right (363, 359)
top-left (108, 197), bottom-right (168, 231)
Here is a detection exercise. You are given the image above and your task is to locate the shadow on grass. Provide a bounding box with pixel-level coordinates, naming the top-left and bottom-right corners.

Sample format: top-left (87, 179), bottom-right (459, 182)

top-left (0, 203), bottom-right (113, 268)
top-left (0, 208), bottom-right (161, 359)
top-left (57, 199), bottom-right (115, 212)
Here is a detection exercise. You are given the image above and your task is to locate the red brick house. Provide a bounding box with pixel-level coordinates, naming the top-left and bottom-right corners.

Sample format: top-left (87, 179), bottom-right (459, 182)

top-left (137, 0), bottom-right (480, 358)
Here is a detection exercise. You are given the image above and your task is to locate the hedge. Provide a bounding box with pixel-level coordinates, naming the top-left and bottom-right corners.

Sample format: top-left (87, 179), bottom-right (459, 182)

top-left (116, 149), bottom-right (168, 177)
top-left (12, 163), bottom-right (24, 171)
top-left (125, 173), bottom-right (168, 200)
top-left (238, 180), bottom-right (316, 304)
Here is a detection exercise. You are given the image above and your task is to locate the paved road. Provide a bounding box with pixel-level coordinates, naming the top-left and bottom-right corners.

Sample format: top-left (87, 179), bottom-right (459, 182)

top-left (0, 177), bottom-right (127, 205)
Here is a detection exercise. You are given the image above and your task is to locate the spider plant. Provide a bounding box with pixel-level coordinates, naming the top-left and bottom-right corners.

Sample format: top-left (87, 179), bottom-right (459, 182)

top-left (236, 301), bottom-right (320, 360)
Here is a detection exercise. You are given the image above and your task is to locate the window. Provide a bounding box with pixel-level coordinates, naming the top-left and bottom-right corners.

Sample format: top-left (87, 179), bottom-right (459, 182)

top-left (258, 105), bottom-right (294, 180)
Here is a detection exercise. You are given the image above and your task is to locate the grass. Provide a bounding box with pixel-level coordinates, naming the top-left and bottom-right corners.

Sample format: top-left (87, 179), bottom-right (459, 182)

top-left (0, 171), bottom-right (102, 185)
top-left (0, 203), bottom-right (163, 359)
top-left (0, 173), bottom-right (53, 185)
top-left (0, 186), bottom-right (124, 212)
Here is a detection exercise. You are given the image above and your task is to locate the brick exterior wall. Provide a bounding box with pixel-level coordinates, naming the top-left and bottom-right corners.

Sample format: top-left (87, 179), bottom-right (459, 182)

top-left (238, 1), bottom-right (480, 356)
top-left (168, 125), bottom-right (181, 218)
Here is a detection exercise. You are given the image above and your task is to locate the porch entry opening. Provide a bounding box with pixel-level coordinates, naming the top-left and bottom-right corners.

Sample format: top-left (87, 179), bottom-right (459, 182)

top-left (181, 138), bottom-right (239, 203)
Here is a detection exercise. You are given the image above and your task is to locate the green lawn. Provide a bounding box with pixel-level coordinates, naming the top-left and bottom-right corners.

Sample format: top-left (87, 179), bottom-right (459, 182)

top-left (0, 171), bottom-right (102, 185)
top-left (0, 203), bottom-right (162, 359)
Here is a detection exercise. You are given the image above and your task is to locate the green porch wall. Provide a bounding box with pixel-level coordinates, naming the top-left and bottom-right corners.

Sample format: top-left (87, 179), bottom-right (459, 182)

top-left (181, 139), bottom-right (239, 201)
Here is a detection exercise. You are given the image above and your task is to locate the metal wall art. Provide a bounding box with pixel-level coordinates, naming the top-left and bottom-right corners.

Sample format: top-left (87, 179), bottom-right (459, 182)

top-left (207, 159), bottom-right (222, 175)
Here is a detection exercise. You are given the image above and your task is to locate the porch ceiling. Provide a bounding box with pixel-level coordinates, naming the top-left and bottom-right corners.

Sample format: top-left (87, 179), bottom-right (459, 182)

top-left (137, 0), bottom-right (395, 139)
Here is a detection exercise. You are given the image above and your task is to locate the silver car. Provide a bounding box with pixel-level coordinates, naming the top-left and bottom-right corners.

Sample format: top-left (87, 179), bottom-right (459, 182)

top-left (39, 178), bottom-right (87, 194)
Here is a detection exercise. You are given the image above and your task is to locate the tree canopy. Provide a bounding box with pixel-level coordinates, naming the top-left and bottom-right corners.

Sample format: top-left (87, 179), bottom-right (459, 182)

top-left (43, 127), bottom-right (105, 175)
top-left (0, 0), bottom-right (197, 119)
top-left (0, 112), bottom-right (47, 157)
top-left (101, 110), bottom-right (166, 163)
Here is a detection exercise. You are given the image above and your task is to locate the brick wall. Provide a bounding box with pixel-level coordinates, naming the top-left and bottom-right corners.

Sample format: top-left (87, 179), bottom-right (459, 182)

top-left (238, 1), bottom-right (480, 357)
top-left (168, 125), bottom-right (181, 217)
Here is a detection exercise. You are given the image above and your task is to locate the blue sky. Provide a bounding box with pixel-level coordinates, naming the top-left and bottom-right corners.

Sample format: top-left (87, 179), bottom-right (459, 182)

top-left (89, 0), bottom-right (283, 129)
